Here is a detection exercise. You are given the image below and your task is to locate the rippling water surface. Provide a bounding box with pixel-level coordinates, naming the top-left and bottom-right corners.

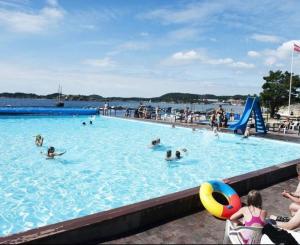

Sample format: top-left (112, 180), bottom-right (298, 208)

top-left (0, 115), bottom-right (299, 236)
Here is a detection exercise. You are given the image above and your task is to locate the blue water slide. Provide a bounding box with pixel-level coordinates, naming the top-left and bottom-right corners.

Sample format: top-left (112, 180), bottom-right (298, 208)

top-left (229, 97), bottom-right (254, 132)
top-left (0, 107), bottom-right (99, 116)
top-left (229, 97), bottom-right (267, 134)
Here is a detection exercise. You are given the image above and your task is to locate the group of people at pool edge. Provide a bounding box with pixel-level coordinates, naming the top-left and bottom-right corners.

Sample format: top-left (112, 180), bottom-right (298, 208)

top-left (227, 163), bottom-right (300, 243)
top-left (210, 105), bottom-right (251, 139)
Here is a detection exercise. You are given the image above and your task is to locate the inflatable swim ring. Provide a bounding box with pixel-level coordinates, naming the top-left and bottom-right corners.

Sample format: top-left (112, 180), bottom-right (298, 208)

top-left (199, 180), bottom-right (241, 219)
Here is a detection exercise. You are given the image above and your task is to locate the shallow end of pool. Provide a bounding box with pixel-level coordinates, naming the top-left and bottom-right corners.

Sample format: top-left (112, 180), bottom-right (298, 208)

top-left (0, 157), bottom-right (299, 245)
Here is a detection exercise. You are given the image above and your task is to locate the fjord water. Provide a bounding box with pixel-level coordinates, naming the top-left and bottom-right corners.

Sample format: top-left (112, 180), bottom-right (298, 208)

top-left (1, 116), bottom-right (299, 236)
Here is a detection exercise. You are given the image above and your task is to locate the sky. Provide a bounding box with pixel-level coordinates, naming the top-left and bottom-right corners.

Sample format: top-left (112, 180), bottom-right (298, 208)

top-left (0, 0), bottom-right (300, 97)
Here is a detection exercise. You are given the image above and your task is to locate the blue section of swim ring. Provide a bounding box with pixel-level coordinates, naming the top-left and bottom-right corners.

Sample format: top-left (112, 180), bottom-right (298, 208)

top-left (208, 180), bottom-right (236, 197)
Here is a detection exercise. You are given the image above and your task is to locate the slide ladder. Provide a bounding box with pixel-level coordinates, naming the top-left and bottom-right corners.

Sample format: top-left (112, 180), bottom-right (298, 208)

top-left (229, 97), bottom-right (266, 134)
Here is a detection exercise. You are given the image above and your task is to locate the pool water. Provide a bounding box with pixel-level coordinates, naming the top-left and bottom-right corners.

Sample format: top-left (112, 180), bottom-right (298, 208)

top-left (1, 116), bottom-right (300, 236)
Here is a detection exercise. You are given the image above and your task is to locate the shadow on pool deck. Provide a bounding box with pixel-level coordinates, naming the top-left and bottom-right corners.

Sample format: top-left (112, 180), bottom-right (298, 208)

top-left (107, 178), bottom-right (298, 244)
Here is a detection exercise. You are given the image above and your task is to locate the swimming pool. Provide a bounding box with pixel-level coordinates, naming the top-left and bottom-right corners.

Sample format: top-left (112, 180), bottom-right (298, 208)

top-left (1, 116), bottom-right (300, 236)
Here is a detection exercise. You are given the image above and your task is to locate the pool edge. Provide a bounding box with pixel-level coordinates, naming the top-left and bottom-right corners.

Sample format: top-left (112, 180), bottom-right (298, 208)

top-left (0, 158), bottom-right (299, 244)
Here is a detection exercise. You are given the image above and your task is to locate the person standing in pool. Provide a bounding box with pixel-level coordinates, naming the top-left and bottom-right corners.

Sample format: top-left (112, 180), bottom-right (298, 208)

top-left (35, 134), bottom-right (44, 147)
top-left (242, 126), bottom-right (251, 139)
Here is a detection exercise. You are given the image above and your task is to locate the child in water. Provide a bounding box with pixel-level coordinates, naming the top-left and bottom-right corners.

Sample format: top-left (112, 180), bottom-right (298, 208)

top-left (35, 134), bottom-right (44, 147)
top-left (41, 146), bottom-right (66, 159)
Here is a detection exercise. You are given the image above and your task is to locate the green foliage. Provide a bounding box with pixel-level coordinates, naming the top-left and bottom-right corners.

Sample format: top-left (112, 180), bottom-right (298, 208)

top-left (260, 70), bottom-right (300, 117)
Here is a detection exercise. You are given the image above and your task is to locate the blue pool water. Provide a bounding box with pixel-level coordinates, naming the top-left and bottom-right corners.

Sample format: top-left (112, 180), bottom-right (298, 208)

top-left (1, 116), bottom-right (300, 236)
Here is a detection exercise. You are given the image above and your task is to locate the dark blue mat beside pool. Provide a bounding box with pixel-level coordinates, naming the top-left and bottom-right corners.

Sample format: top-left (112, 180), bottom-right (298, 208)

top-left (0, 107), bottom-right (99, 115)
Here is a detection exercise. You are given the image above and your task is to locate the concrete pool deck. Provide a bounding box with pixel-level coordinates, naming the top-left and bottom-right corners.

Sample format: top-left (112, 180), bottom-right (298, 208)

top-left (108, 177), bottom-right (298, 244)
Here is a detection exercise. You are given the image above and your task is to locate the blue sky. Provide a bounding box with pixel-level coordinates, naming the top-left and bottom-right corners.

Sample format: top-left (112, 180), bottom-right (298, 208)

top-left (0, 0), bottom-right (300, 97)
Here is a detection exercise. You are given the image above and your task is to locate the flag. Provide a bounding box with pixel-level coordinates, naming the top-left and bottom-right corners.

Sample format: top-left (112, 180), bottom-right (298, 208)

top-left (294, 43), bottom-right (300, 52)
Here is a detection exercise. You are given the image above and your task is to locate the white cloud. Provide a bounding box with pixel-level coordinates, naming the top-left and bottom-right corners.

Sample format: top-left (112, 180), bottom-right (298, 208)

top-left (247, 51), bottom-right (261, 57)
top-left (255, 40), bottom-right (300, 66)
top-left (83, 57), bottom-right (115, 68)
top-left (0, 0), bottom-right (64, 33)
top-left (172, 50), bottom-right (200, 61)
top-left (230, 61), bottom-right (255, 69)
top-left (0, 0), bottom-right (29, 9)
top-left (251, 34), bottom-right (282, 43)
top-left (207, 58), bottom-right (234, 65)
top-left (166, 49), bottom-right (254, 69)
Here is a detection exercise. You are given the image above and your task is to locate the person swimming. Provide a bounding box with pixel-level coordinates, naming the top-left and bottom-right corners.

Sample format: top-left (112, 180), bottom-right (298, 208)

top-left (165, 150), bottom-right (173, 161)
top-left (89, 120), bottom-right (93, 125)
top-left (42, 146), bottom-right (66, 159)
top-left (149, 138), bottom-right (161, 148)
top-left (82, 122), bottom-right (86, 126)
top-left (165, 149), bottom-right (186, 161)
top-left (35, 134), bottom-right (44, 147)
top-left (175, 150), bottom-right (181, 159)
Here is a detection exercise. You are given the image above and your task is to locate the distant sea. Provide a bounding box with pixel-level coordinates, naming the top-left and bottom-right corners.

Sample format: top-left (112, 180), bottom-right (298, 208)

top-left (0, 98), bottom-right (244, 114)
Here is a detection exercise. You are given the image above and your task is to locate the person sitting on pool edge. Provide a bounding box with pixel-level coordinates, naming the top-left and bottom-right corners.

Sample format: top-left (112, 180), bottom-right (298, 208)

top-left (149, 138), bottom-right (161, 148)
top-left (230, 190), bottom-right (267, 244)
top-left (266, 164), bottom-right (300, 231)
top-left (42, 146), bottom-right (66, 159)
top-left (35, 134), bottom-right (44, 147)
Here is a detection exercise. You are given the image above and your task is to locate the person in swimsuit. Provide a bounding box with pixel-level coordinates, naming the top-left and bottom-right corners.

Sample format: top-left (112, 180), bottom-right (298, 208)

top-left (42, 146), bottom-right (66, 159)
top-left (230, 190), bottom-right (267, 244)
top-left (35, 134), bottom-right (44, 147)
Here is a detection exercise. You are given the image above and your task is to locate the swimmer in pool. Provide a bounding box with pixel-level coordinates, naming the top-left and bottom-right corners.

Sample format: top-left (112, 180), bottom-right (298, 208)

top-left (165, 149), bottom-right (186, 161)
top-left (175, 150), bottom-right (182, 159)
top-left (165, 150), bottom-right (173, 161)
top-left (149, 138), bottom-right (161, 148)
top-left (35, 134), bottom-right (44, 147)
top-left (41, 146), bottom-right (66, 159)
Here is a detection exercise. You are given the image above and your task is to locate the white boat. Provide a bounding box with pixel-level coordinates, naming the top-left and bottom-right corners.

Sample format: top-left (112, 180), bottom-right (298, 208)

top-left (56, 85), bottom-right (64, 107)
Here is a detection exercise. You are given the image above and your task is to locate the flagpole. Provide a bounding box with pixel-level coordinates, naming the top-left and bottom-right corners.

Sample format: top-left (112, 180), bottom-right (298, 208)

top-left (288, 45), bottom-right (294, 115)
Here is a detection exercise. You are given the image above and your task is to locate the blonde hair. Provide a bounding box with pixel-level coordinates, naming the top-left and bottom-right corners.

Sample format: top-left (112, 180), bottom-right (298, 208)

top-left (247, 190), bottom-right (262, 209)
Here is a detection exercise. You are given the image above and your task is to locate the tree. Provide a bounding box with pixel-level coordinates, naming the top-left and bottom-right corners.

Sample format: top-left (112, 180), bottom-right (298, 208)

top-left (260, 70), bottom-right (300, 117)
